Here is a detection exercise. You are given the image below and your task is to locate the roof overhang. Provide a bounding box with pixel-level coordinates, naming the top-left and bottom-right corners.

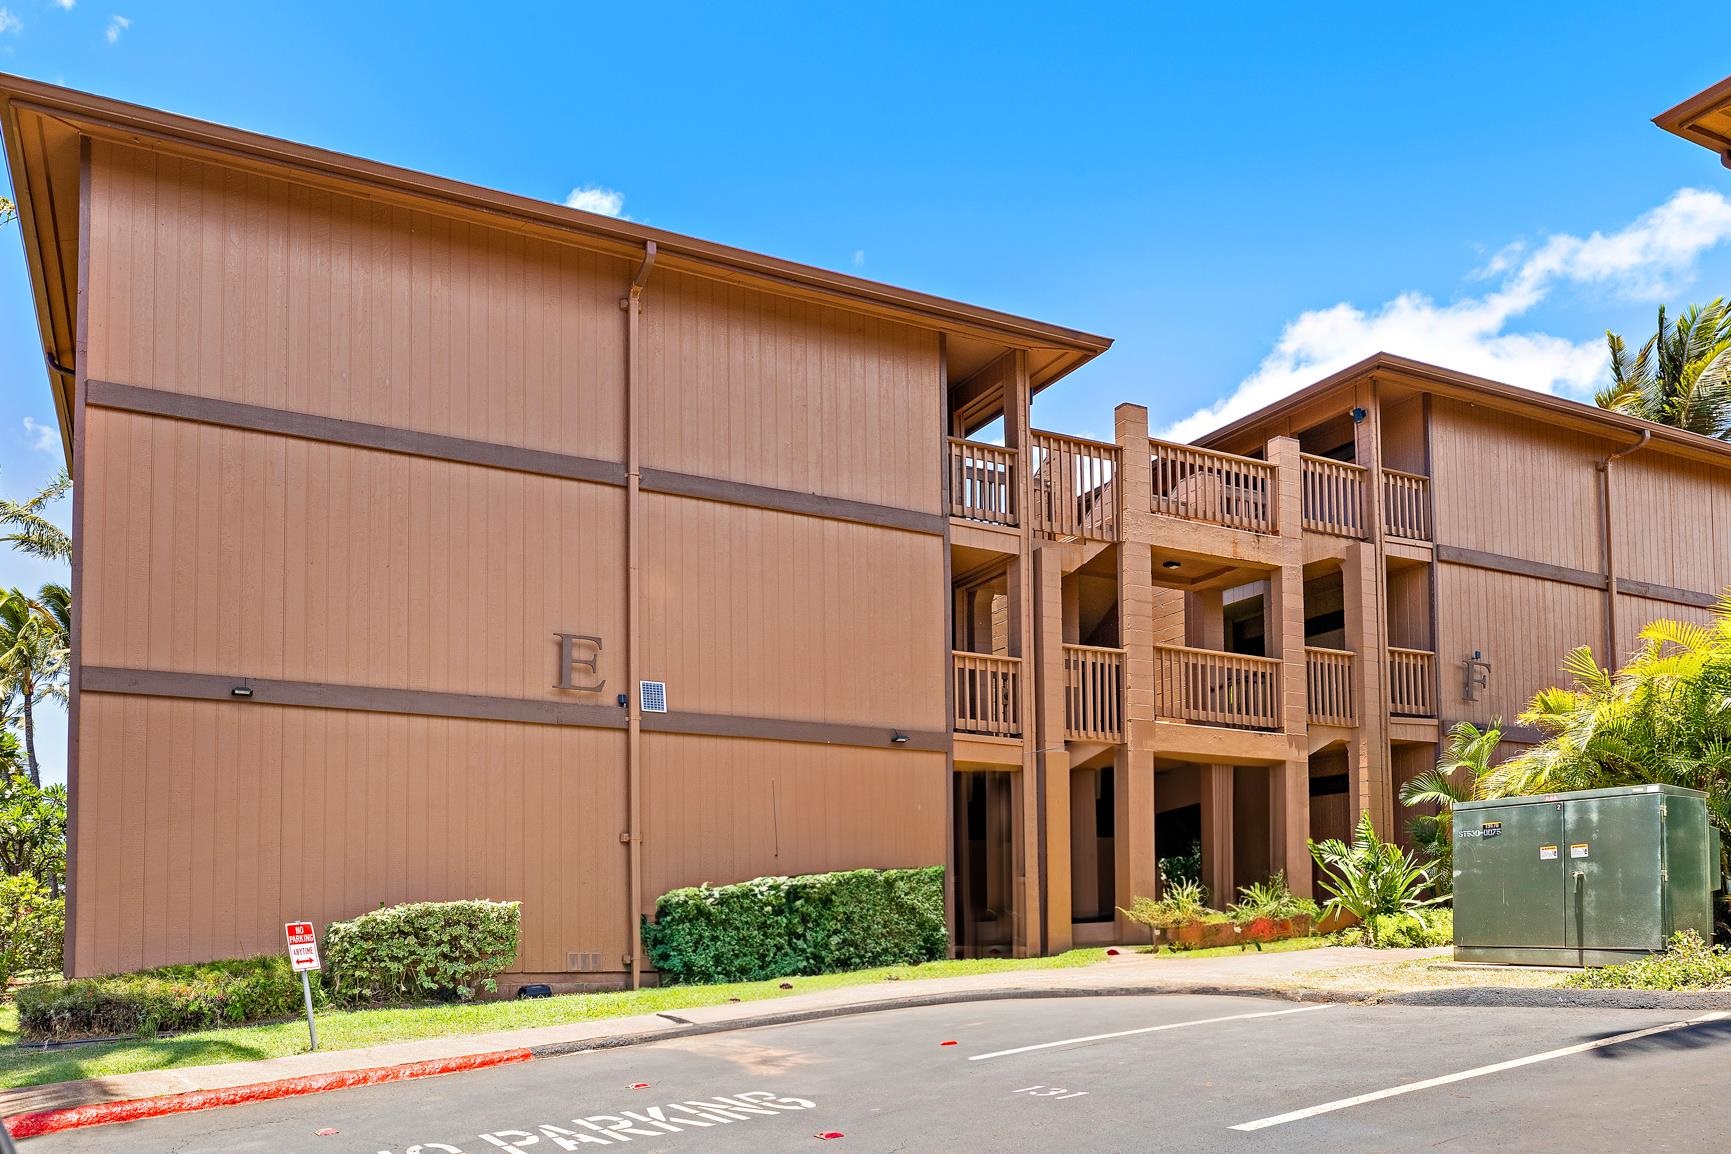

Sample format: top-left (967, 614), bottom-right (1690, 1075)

top-left (1, 73), bottom-right (1112, 467)
top-left (1654, 75), bottom-right (1731, 163)
top-left (1196, 352), bottom-right (1731, 469)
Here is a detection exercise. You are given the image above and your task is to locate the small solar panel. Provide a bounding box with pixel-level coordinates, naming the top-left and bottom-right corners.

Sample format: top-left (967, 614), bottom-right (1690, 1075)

top-left (640, 681), bottom-right (667, 713)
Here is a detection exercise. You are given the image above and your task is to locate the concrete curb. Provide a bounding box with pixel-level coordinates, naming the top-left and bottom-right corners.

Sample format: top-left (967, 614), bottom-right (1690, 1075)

top-left (3, 1049), bottom-right (533, 1139)
top-left (10, 980), bottom-right (1731, 1137)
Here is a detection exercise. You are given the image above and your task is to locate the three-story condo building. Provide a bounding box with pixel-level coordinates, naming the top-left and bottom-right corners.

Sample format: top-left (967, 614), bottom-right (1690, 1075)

top-left (4, 75), bottom-right (1729, 981)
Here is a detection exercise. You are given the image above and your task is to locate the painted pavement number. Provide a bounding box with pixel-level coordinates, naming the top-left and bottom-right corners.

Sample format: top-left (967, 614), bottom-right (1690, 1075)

top-left (373, 1091), bottom-right (819, 1151)
top-left (1011, 1084), bottom-right (1089, 1101)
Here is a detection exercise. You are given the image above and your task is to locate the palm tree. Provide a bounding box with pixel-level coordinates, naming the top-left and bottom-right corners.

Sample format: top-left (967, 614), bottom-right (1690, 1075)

top-left (1482, 596), bottom-right (1731, 880)
top-left (1399, 720), bottom-right (1502, 882)
top-left (0, 586), bottom-right (70, 787)
top-left (1597, 301), bottom-right (1731, 439)
top-left (0, 470), bottom-right (71, 562)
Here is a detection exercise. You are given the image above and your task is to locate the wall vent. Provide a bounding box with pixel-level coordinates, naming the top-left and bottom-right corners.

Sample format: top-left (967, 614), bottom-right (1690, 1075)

top-left (567, 951), bottom-right (603, 972)
top-left (640, 681), bottom-right (668, 713)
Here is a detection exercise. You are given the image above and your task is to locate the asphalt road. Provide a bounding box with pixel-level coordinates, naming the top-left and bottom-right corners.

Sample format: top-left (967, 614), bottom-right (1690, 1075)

top-left (24, 993), bottom-right (1731, 1152)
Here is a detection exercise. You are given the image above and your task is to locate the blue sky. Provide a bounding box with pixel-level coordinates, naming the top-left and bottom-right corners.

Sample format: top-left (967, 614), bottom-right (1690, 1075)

top-left (3, 3), bottom-right (1731, 782)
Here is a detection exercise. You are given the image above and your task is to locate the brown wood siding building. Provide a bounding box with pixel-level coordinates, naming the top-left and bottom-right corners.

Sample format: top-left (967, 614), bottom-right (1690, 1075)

top-left (9, 75), bottom-right (1730, 979)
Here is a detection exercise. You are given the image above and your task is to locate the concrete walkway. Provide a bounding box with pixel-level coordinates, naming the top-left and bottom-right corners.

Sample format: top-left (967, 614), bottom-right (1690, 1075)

top-left (0, 946), bottom-right (1445, 1123)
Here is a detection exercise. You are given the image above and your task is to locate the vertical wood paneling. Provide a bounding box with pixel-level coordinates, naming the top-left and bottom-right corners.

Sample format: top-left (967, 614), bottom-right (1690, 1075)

top-left (86, 141), bottom-right (629, 462)
top-left (1429, 399), bottom-right (1605, 571)
top-left (1612, 453), bottom-right (1731, 595)
top-left (80, 410), bottom-right (628, 700)
top-left (640, 492), bottom-right (945, 728)
top-left (640, 268), bottom-right (942, 513)
top-left (74, 696), bottom-right (629, 977)
top-left (642, 734), bottom-right (945, 906)
top-left (1435, 564), bottom-right (1605, 723)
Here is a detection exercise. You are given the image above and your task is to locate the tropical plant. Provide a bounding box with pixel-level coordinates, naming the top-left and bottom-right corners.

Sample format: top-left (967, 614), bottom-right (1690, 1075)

top-left (1226, 872), bottom-right (1319, 925)
top-left (1480, 598), bottom-right (1731, 886)
top-left (0, 584), bottom-right (71, 786)
top-left (0, 773), bottom-right (67, 895)
top-left (1597, 301), bottom-right (1731, 439)
top-left (0, 470), bottom-right (71, 563)
top-left (1118, 877), bottom-right (1218, 935)
top-left (1310, 812), bottom-right (1442, 946)
top-left (1156, 837), bottom-right (1205, 902)
top-left (1399, 720), bottom-right (1502, 889)
top-left (0, 195), bottom-right (12, 224)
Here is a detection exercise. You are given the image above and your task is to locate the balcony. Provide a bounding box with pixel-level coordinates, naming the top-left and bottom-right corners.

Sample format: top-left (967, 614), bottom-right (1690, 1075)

top-left (1300, 455), bottom-right (1365, 538)
top-left (1031, 430), bottom-right (1120, 541)
top-left (1305, 646), bottom-right (1358, 726)
top-left (953, 651), bottom-right (1022, 737)
top-left (1149, 439), bottom-right (1274, 533)
top-left (948, 438), bottom-right (1017, 527)
top-left (1382, 469), bottom-right (1432, 541)
top-left (1153, 644), bottom-right (1281, 730)
top-left (1388, 647), bottom-right (1436, 717)
top-left (1063, 644), bottom-right (1124, 743)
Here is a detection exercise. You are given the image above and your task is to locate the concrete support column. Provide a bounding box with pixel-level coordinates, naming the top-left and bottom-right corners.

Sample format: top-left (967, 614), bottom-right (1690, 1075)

top-left (1342, 538), bottom-right (1391, 834)
top-left (1113, 403), bottom-right (1158, 927)
top-left (1003, 350), bottom-right (1042, 955)
top-left (1185, 588), bottom-right (1225, 650)
top-left (1267, 435), bottom-right (1313, 895)
top-left (1200, 763), bottom-right (1235, 905)
top-left (1034, 543), bottom-right (1072, 953)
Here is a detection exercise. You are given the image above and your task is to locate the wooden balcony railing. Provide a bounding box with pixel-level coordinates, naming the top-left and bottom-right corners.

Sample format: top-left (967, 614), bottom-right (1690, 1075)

top-left (1063, 644), bottom-right (1125, 743)
top-left (1301, 455), bottom-right (1365, 537)
top-left (1388, 647), bottom-right (1436, 718)
top-left (1382, 469), bottom-right (1432, 541)
top-left (1149, 439), bottom-right (1275, 533)
top-left (1305, 647), bottom-right (1358, 727)
top-left (1153, 644), bottom-right (1281, 730)
top-left (953, 651), bottom-right (1022, 737)
top-left (1030, 431), bottom-right (1120, 541)
top-left (947, 437), bottom-right (1017, 527)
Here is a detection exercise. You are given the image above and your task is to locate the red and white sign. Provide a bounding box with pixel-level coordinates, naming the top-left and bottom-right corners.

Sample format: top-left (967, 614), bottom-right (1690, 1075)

top-left (285, 921), bottom-right (321, 972)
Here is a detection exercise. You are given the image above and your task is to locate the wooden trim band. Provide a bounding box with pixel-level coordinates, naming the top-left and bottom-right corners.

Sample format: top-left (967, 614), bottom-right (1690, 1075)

top-left (640, 467), bottom-right (945, 535)
top-left (80, 666), bottom-right (949, 753)
top-left (1442, 717), bottom-right (1545, 746)
top-left (1435, 544), bottom-right (1606, 590)
top-left (84, 379), bottom-right (944, 536)
top-left (1616, 578), bottom-right (1723, 610)
top-left (1437, 544), bottom-right (1722, 610)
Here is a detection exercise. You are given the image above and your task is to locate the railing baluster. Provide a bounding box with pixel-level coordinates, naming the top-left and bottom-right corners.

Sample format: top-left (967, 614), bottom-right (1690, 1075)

top-left (1152, 644), bottom-right (1281, 730)
top-left (1387, 647), bottom-right (1435, 717)
top-left (1148, 439), bottom-right (1276, 533)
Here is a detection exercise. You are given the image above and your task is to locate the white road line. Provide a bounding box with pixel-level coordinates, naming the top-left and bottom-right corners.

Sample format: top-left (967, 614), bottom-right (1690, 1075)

top-left (966, 1003), bottom-right (1332, 1061)
top-left (1230, 1009), bottom-right (1731, 1131)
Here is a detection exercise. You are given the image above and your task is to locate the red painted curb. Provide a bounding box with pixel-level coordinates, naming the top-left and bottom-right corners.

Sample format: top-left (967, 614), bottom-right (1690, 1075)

top-left (4, 1048), bottom-right (535, 1139)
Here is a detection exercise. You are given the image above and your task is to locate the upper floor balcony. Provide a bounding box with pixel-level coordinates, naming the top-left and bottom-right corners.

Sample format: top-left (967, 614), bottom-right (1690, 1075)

top-left (1149, 439), bottom-right (1274, 533)
top-left (1153, 644), bottom-right (1281, 731)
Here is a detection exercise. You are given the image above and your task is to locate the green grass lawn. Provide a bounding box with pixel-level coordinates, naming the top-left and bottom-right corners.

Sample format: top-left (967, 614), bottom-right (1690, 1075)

top-left (0, 949), bottom-right (1110, 1092)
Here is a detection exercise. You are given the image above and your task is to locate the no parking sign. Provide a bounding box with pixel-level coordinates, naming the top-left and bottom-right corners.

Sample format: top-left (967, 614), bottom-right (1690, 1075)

top-left (285, 921), bottom-right (321, 1050)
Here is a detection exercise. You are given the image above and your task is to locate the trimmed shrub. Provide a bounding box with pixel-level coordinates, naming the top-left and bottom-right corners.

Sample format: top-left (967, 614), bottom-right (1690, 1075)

top-left (643, 867), bottom-right (945, 985)
top-left (1368, 906), bottom-right (1453, 949)
top-left (325, 900), bottom-right (521, 1006)
top-left (0, 872), bottom-right (63, 983)
top-left (16, 955), bottom-right (317, 1041)
top-left (1567, 930), bottom-right (1731, 991)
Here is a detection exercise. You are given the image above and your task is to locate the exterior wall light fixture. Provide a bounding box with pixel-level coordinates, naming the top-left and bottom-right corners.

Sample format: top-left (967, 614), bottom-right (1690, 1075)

top-left (890, 731), bottom-right (910, 745)
top-left (1350, 407), bottom-right (1368, 423)
top-left (1162, 559), bottom-right (1182, 569)
top-left (231, 686), bottom-right (254, 698)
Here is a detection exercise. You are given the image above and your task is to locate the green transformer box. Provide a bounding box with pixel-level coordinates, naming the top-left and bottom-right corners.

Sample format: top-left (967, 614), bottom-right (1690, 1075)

top-left (1453, 784), bottom-right (1722, 966)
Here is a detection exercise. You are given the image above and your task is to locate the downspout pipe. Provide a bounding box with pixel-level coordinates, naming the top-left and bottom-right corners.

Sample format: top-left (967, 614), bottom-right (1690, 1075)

top-left (623, 241), bottom-right (656, 989)
top-left (1598, 428), bottom-right (1651, 668)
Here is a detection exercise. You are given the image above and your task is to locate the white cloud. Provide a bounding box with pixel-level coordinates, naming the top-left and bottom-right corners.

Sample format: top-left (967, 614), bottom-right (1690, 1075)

top-left (52, 0), bottom-right (73, 10)
top-left (21, 417), bottom-right (57, 454)
top-left (1160, 188), bottom-right (1731, 442)
top-left (563, 185), bottom-right (625, 218)
top-left (0, 9), bottom-right (21, 34)
top-left (852, 250), bottom-right (865, 268)
top-left (104, 12), bottom-right (127, 42)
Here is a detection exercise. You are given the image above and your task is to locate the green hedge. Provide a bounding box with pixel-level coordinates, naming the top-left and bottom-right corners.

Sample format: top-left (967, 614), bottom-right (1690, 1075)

top-left (0, 873), bottom-right (63, 983)
top-left (325, 899), bottom-right (520, 1006)
top-left (642, 866), bottom-right (945, 984)
top-left (17, 955), bottom-right (318, 1041)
